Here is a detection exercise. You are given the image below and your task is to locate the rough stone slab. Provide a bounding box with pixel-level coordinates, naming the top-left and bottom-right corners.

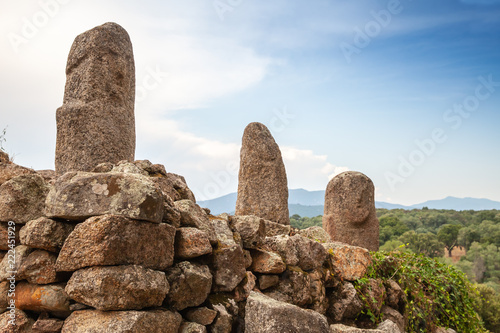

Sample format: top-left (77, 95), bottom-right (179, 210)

top-left (257, 274), bottom-right (279, 290)
top-left (66, 265), bottom-right (168, 311)
top-left (0, 245), bottom-right (33, 282)
top-left (384, 279), bottom-right (405, 310)
top-left (167, 173), bottom-right (196, 202)
top-left (20, 217), bottom-right (74, 253)
top-left (162, 195), bottom-right (181, 227)
top-left (61, 309), bottom-right (182, 333)
top-left (327, 282), bottom-right (363, 321)
top-left (264, 219), bottom-right (291, 237)
top-left (175, 200), bottom-right (216, 244)
top-left (45, 172), bottom-right (163, 223)
top-left (164, 262), bottom-right (212, 311)
top-left (298, 226), bottom-right (332, 243)
top-left (323, 242), bottom-right (372, 281)
top-left (211, 218), bottom-right (237, 247)
top-left (0, 174), bottom-right (49, 223)
top-left (56, 215), bottom-right (175, 272)
top-left (236, 122), bottom-right (289, 225)
top-left (0, 163), bottom-right (35, 186)
top-left (14, 282), bottom-right (70, 314)
top-left (381, 306), bottom-right (405, 333)
top-left (175, 227), bottom-right (212, 259)
top-left (18, 250), bottom-right (60, 284)
top-left (230, 215), bottom-right (265, 249)
top-left (211, 244), bottom-right (246, 292)
top-left (245, 291), bottom-right (329, 333)
top-left (0, 222), bottom-right (19, 251)
top-left (359, 279), bottom-right (386, 317)
top-left (250, 249), bottom-right (286, 274)
top-left (0, 281), bottom-right (8, 312)
top-left (264, 266), bottom-right (312, 307)
top-left (0, 309), bottom-right (35, 332)
top-left (32, 315), bottom-right (65, 333)
top-left (0, 151), bottom-right (9, 164)
top-left (111, 161), bottom-right (148, 175)
top-left (323, 171), bottom-right (379, 251)
top-left (55, 22), bottom-right (135, 175)
top-left (234, 271), bottom-right (257, 302)
top-left (184, 307), bottom-right (217, 326)
top-left (179, 321), bottom-right (207, 333)
top-left (265, 234), bottom-right (327, 271)
top-left (36, 169), bottom-right (56, 185)
top-left (330, 324), bottom-right (385, 332)
top-left (209, 304), bottom-right (233, 333)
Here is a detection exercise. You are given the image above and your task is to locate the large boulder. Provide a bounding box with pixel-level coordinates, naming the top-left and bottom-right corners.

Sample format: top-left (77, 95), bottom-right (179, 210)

top-left (65, 265), bottom-right (168, 311)
top-left (235, 122), bottom-right (289, 225)
top-left (323, 171), bottom-right (379, 251)
top-left (56, 215), bottom-right (175, 272)
top-left (61, 309), bottom-right (182, 333)
top-left (45, 171), bottom-right (164, 223)
top-left (0, 174), bottom-right (49, 223)
top-left (245, 291), bottom-right (330, 333)
top-left (55, 22), bottom-right (135, 175)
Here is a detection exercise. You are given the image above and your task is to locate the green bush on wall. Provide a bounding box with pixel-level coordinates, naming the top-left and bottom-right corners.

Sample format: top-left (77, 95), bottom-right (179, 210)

top-left (359, 250), bottom-right (487, 333)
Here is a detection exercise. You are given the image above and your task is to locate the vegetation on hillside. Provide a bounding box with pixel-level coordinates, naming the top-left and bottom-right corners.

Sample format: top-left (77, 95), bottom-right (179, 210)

top-left (290, 209), bottom-right (500, 332)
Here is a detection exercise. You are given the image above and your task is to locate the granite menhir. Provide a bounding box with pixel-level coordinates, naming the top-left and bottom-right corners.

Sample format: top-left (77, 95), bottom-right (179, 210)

top-left (323, 171), bottom-right (379, 251)
top-left (235, 122), bottom-right (289, 225)
top-left (55, 22), bottom-right (135, 175)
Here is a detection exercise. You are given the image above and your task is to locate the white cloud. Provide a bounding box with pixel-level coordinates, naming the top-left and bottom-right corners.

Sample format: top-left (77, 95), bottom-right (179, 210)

top-left (281, 146), bottom-right (349, 191)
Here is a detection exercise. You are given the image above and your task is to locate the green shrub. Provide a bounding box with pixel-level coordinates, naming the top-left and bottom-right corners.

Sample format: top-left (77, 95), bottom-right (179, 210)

top-left (473, 283), bottom-right (500, 332)
top-left (363, 251), bottom-right (487, 332)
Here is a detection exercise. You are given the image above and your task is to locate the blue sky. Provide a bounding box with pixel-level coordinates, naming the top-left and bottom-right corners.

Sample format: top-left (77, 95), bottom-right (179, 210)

top-left (1, 0), bottom-right (499, 205)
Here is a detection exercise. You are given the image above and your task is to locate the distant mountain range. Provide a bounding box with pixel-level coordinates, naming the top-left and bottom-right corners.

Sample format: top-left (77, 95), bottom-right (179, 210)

top-left (198, 189), bottom-right (500, 217)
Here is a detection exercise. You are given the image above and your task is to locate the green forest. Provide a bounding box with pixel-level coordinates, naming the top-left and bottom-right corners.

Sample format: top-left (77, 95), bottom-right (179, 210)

top-left (290, 209), bottom-right (500, 332)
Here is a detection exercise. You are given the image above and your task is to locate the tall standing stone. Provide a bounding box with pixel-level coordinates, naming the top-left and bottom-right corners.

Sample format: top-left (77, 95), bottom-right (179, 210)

top-left (322, 171), bottom-right (379, 251)
top-left (235, 122), bottom-right (289, 225)
top-left (55, 22), bottom-right (135, 175)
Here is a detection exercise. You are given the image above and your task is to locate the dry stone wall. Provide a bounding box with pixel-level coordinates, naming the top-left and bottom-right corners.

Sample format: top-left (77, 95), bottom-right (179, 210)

top-left (0, 156), bottom-right (408, 333)
top-left (0, 22), bottom-right (456, 333)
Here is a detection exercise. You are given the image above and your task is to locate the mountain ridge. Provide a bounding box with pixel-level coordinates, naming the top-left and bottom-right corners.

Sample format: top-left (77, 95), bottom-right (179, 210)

top-left (198, 189), bottom-right (500, 217)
